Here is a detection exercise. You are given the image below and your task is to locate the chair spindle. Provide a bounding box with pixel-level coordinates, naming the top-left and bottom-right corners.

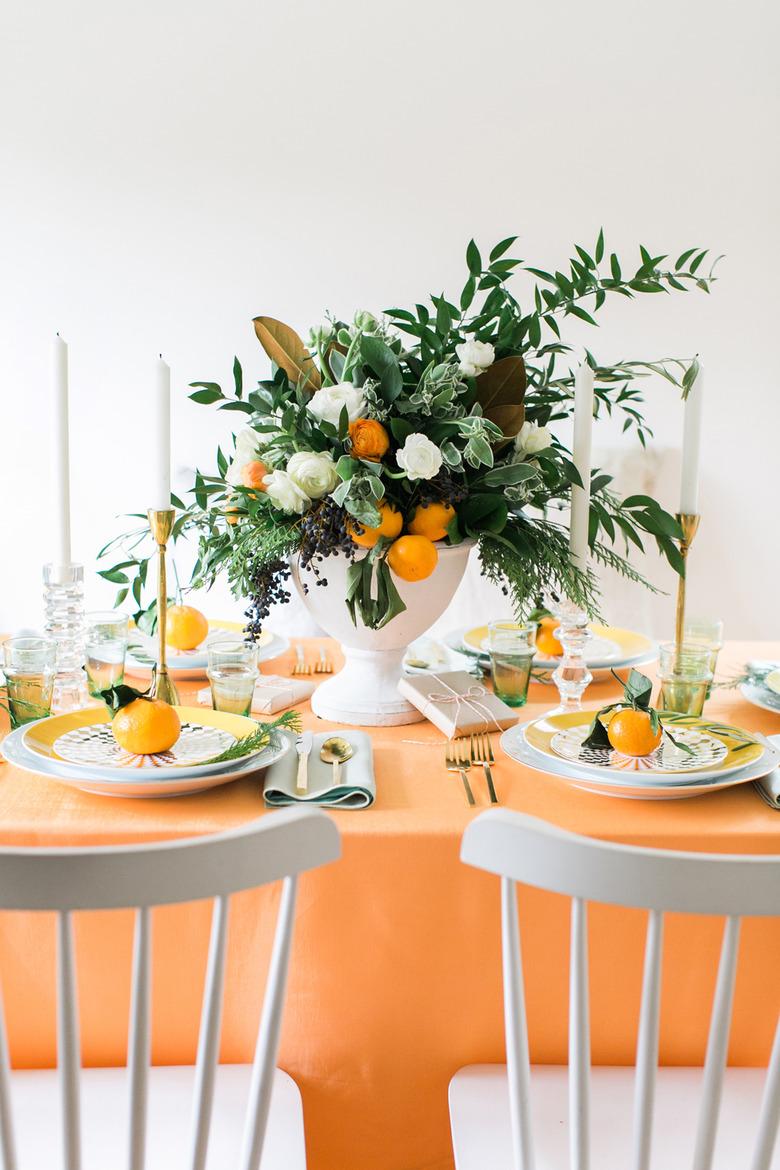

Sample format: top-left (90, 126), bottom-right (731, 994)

top-left (632, 909), bottom-right (664, 1170)
top-left (692, 914), bottom-right (741, 1170)
top-left (57, 910), bottom-right (81, 1170)
top-left (128, 906), bottom-right (151, 1170)
top-left (501, 877), bottom-right (535, 1170)
top-left (189, 895), bottom-right (229, 1170)
top-left (238, 875), bottom-right (299, 1170)
top-left (750, 1014), bottom-right (780, 1170)
top-left (569, 897), bottom-right (590, 1170)
top-left (0, 986), bottom-right (17, 1170)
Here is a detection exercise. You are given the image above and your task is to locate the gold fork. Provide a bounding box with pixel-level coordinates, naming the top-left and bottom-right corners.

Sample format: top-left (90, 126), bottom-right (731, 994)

top-left (292, 645), bottom-right (311, 676)
top-left (470, 732), bottom-right (498, 804)
top-left (315, 648), bottom-right (333, 674)
top-left (445, 740), bottom-right (475, 806)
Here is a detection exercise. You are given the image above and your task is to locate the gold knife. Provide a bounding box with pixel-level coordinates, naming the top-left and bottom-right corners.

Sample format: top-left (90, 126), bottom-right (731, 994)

top-left (296, 731), bottom-right (313, 794)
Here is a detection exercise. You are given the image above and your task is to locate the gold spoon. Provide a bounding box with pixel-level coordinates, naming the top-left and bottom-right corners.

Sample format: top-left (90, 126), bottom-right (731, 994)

top-left (320, 736), bottom-right (353, 787)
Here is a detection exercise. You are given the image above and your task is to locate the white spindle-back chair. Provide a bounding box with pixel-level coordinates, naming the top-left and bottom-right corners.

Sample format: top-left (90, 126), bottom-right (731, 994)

top-left (450, 809), bottom-right (780, 1170)
top-left (0, 806), bottom-right (340, 1170)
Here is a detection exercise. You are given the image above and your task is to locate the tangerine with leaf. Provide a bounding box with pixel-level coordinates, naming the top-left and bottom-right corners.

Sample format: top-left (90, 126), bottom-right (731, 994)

top-left (101, 683), bottom-right (181, 756)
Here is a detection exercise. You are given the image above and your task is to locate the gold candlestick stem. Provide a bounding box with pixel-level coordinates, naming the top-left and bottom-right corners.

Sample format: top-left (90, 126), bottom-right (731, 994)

top-left (147, 508), bottom-right (179, 706)
top-left (674, 513), bottom-right (701, 656)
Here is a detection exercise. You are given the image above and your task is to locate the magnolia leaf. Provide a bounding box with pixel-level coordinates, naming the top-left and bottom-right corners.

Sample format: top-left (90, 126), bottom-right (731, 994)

top-left (252, 316), bottom-right (321, 391)
top-left (475, 355), bottom-right (527, 443)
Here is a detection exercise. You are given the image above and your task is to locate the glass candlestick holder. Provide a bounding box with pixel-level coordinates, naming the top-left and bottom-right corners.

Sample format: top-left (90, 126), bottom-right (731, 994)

top-left (43, 562), bottom-right (86, 711)
top-left (543, 592), bottom-right (592, 711)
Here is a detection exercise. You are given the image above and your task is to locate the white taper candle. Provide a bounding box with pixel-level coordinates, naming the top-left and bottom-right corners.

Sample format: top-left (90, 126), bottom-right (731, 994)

top-left (52, 334), bottom-right (72, 566)
top-left (679, 364), bottom-right (704, 515)
top-left (569, 363), bottom-right (595, 567)
top-left (153, 355), bottom-right (171, 510)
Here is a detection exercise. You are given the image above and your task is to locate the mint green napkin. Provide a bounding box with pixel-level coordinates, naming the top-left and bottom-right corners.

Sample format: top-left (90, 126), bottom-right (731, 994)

top-left (263, 730), bottom-right (375, 809)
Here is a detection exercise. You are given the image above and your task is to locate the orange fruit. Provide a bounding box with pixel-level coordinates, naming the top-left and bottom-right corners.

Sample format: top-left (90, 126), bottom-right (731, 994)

top-left (112, 698), bottom-right (181, 756)
top-left (167, 604), bottom-right (209, 651)
top-left (535, 616), bottom-right (563, 658)
top-left (607, 708), bottom-right (662, 757)
top-left (225, 501), bottom-right (241, 526)
top-left (386, 535), bottom-right (438, 582)
top-left (347, 501), bottom-right (403, 549)
top-left (407, 501), bottom-right (456, 542)
top-left (241, 460), bottom-right (268, 491)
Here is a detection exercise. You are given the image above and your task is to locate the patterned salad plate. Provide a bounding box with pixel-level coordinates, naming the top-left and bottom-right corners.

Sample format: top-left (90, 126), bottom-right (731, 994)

top-left (447, 624), bottom-right (656, 679)
top-left (126, 621), bottom-right (290, 680)
top-left (2, 707), bottom-right (290, 798)
top-left (499, 711), bottom-right (779, 799)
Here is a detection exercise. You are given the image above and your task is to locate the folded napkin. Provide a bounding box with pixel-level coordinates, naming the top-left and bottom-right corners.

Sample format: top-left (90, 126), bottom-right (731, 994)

top-left (198, 674), bottom-right (315, 714)
top-left (755, 733), bottom-right (780, 809)
top-left (263, 730), bottom-right (374, 809)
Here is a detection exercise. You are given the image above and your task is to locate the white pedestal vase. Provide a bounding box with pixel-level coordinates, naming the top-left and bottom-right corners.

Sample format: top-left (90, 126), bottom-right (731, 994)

top-left (291, 541), bottom-right (474, 726)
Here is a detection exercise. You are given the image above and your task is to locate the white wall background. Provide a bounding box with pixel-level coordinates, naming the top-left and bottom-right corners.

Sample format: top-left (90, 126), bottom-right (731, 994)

top-left (1, 0), bottom-right (778, 639)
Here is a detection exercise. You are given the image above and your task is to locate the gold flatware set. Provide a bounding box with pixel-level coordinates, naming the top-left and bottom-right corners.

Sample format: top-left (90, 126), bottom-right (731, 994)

top-left (292, 646), bottom-right (333, 676)
top-left (446, 732), bottom-right (499, 806)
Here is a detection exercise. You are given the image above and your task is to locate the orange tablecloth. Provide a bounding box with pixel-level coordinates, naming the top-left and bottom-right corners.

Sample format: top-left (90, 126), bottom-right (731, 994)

top-left (0, 638), bottom-right (779, 1170)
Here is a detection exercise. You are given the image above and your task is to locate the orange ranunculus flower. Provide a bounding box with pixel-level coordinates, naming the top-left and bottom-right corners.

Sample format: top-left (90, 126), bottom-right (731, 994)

top-left (348, 418), bottom-right (390, 462)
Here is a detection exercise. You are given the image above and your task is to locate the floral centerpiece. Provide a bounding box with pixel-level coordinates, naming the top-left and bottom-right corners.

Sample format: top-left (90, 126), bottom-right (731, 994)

top-left (100, 233), bottom-right (717, 722)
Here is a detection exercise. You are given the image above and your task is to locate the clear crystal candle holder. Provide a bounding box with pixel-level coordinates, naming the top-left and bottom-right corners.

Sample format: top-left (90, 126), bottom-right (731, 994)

top-left (543, 592), bottom-right (592, 712)
top-left (43, 562), bottom-right (86, 711)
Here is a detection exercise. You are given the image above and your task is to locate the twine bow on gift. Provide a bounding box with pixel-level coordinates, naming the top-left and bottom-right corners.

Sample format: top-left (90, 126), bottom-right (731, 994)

top-left (425, 675), bottom-right (506, 735)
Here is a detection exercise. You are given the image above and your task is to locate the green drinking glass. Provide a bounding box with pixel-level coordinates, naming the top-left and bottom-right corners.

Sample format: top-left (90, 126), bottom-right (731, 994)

top-left (658, 642), bottom-right (714, 717)
top-left (2, 636), bottom-right (57, 727)
top-left (84, 612), bottom-right (129, 699)
top-left (207, 640), bottom-right (258, 717)
top-left (487, 621), bottom-right (538, 708)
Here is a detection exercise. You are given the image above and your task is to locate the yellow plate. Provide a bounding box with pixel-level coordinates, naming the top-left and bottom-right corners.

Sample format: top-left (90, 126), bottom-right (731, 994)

top-left (23, 706), bottom-right (260, 772)
top-left (524, 710), bottom-right (764, 777)
top-left (463, 622), bottom-right (652, 665)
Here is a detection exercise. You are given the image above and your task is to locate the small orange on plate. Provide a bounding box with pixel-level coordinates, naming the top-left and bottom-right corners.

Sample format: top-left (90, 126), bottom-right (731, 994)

top-left (112, 698), bottom-right (181, 756)
top-left (606, 709), bottom-right (662, 757)
top-left (167, 605), bottom-right (209, 651)
top-left (536, 616), bottom-right (563, 658)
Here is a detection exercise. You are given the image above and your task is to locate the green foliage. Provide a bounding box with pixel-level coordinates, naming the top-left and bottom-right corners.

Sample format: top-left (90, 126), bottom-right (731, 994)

top-left (97, 231), bottom-right (719, 633)
top-left (202, 710), bottom-right (302, 764)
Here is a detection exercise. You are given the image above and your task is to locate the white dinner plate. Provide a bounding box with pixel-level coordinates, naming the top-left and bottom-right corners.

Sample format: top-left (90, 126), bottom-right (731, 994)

top-left (500, 721), bottom-right (779, 800)
top-left (740, 681), bottom-right (780, 716)
top-left (126, 626), bottom-right (290, 680)
top-left (2, 723), bottom-right (290, 798)
top-left (443, 626), bottom-right (657, 680)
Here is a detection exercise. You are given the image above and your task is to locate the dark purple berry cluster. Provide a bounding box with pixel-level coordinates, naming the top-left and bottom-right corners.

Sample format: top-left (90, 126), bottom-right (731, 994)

top-left (298, 498), bottom-right (356, 592)
top-left (416, 469), bottom-right (469, 508)
top-left (244, 559), bottom-right (292, 640)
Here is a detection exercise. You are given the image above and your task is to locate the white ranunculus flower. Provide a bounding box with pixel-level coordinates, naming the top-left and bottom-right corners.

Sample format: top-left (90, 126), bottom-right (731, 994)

top-left (306, 382), bottom-right (366, 427)
top-left (262, 469), bottom-right (311, 515)
top-left (225, 426), bottom-right (262, 486)
top-left (286, 451), bottom-right (339, 500)
top-left (456, 339), bottom-right (495, 378)
top-left (396, 433), bottom-right (443, 481)
top-left (514, 420), bottom-right (552, 459)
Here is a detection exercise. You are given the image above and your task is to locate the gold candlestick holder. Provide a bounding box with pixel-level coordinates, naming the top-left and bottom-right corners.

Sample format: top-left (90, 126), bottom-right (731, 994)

top-left (674, 512), bottom-right (701, 655)
top-left (147, 508), bottom-right (180, 707)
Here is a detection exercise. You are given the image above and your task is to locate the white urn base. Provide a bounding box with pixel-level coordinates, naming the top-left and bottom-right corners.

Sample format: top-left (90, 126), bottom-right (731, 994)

top-left (292, 540), bottom-right (475, 728)
top-left (311, 646), bottom-right (425, 727)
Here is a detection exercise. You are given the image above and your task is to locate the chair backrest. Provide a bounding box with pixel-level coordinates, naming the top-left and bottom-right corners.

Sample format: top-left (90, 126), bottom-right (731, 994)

top-left (461, 809), bottom-right (780, 1170)
top-left (0, 806), bottom-right (340, 1170)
